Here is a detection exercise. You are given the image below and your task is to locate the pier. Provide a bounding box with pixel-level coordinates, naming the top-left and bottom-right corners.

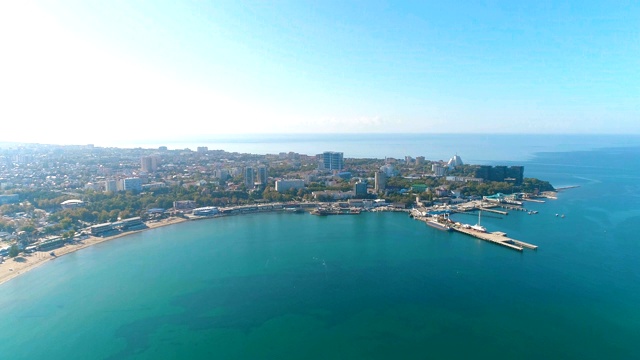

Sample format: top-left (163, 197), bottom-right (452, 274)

top-left (450, 225), bottom-right (538, 252)
top-left (478, 207), bottom-right (508, 215)
top-left (412, 207), bottom-right (539, 252)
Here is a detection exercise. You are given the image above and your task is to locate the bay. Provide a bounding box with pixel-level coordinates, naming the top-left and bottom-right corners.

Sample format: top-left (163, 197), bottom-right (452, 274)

top-left (1, 138), bottom-right (640, 359)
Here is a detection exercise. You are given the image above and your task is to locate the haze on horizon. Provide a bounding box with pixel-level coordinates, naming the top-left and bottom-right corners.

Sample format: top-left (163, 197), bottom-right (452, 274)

top-left (1, 1), bottom-right (638, 147)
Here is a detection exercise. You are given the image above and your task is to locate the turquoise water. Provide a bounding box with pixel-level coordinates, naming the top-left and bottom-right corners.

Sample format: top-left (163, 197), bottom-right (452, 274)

top-left (1, 144), bottom-right (640, 359)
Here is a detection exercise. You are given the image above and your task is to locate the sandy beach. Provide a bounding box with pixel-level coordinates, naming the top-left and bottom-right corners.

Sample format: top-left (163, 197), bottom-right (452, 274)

top-left (0, 217), bottom-right (188, 287)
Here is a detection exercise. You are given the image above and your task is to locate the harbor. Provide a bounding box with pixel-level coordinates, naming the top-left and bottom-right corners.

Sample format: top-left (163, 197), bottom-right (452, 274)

top-left (411, 207), bottom-right (539, 252)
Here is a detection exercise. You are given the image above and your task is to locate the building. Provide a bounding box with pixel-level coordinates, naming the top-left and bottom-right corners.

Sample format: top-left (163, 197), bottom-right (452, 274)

top-left (90, 223), bottom-right (114, 236)
top-left (174, 200), bottom-right (196, 210)
top-left (415, 156), bottom-right (425, 165)
top-left (121, 177), bottom-right (142, 192)
top-left (322, 151), bottom-right (344, 171)
top-left (104, 179), bottom-right (118, 193)
top-left (275, 179), bottom-right (305, 193)
top-left (113, 217), bottom-right (144, 230)
top-left (197, 146), bottom-right (208, 153)
top-left (432, 164), bottom-right (446, 177)
top-left (60, 199), bottom-right (84, 210)
top-left (141, 156), bottom-right (158, 173)
top-left (257, 166), bottom-right (268, 186)
top-left (213, 168), bottom-right (229, 180)
top-left (374, 171), bottom-right (387, 192)
top-left (474, 165), bottom-right (524, 185)
top-left (447, 154), bottom-right (463, 169)
top-left (193, 207), bottom-right (219, 216)
top-left (244, 167), bottom-right (255, 189)
top-left (435, 187), bottom-right (450, 197)
top-left (354, 181), bottom-right (368, 197)
top-left (311, 190), bottom-right (354, 200)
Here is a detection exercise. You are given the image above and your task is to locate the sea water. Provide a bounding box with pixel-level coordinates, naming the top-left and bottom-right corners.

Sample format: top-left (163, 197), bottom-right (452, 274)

top-left (0, 138), bottom-right (639, 359)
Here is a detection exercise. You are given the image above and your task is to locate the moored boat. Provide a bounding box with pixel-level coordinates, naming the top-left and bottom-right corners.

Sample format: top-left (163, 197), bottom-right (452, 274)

top-left (426, 219), bottom-right (452, 231)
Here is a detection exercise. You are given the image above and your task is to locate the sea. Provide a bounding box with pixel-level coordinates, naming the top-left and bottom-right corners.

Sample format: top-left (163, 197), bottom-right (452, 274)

top-left (1, 134), bottom-right (639, 359)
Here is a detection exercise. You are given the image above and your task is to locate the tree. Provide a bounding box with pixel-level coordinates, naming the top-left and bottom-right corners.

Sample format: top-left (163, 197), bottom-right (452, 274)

top-left (9, 244), bottom-right (19, 258)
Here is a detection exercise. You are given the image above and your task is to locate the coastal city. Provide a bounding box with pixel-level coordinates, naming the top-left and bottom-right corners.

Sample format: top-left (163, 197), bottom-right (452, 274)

top-left (0, 143), bottom-right (555, 282)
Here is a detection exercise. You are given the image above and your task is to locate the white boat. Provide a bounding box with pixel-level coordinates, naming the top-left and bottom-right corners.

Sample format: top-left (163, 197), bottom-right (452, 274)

top-left (472, 211), bottom-right (487, 232)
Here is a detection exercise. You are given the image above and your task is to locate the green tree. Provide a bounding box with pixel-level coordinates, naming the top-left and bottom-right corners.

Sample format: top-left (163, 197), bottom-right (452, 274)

top-left (8, 244), bottom-right (19, 258)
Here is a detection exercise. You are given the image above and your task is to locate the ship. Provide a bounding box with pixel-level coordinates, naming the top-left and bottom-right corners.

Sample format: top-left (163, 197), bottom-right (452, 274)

top-left (426, 218), bottom-right (452, 231)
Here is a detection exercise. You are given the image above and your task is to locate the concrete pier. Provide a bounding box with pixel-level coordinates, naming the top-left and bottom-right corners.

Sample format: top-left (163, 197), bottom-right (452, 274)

top-left (450, 225), bottom-right (538, 252)
top-left (478, 207), bottom-right (508, 215)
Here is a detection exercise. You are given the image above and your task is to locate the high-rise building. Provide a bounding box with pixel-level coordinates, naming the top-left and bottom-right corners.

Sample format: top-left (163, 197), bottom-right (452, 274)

top-left (197, 146), bottom-right (208, 153)
top-left (375, 171), bottom-right (387, 192)
top-left (104, 179), bottom-right (118, 193)
top-left (354, 181), bottom-right (368, 197)
top-left (257, 166), bottom-right (268, 185)
top-left (432, 164), bottom-right (446, 177)
top-left (322, 151), bottom-right (344, 171)
top-left (474, 165), bottom-right (524, 185)
top-left (121, 177), bottom-right (142, 192)
top-left (244, 167), bottom-right (255, 189)
top-left (415, 156), bottom-right (425, 165)
top-left (141, 156), bottom-right (158, 172)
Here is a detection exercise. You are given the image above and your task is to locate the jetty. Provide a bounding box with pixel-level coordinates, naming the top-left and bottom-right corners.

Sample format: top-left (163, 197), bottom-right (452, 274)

top-left (412, 207), bottom-right (538, 252)
top-left (450, 225), bottom-right (537, 251)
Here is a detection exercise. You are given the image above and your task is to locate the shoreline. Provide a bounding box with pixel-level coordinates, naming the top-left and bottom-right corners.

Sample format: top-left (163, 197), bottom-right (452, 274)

top-left (0, 190), bottom-right (566, 287)
top-left (0, 217), bottom-right (188, 287)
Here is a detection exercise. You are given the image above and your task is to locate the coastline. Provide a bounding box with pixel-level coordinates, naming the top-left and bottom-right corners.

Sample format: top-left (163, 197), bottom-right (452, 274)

top-left (0, 217), bottom-right (188, 287)
top-left (0, 190), bottom-right (565, 287)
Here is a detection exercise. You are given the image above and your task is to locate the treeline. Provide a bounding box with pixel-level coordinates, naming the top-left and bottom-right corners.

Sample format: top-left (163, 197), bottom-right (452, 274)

top-left (461, 178), bottom-right (554, 197)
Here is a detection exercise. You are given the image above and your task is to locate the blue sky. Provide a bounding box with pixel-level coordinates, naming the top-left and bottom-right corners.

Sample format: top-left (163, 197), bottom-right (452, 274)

top-left (0, 1), bottom-right (638, 145)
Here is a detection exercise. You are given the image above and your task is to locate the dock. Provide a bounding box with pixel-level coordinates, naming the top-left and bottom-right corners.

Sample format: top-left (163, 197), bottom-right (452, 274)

top-left (451, 225), bottom-right (538, 251)
top-left (478, 207), bottom-right (508, 215)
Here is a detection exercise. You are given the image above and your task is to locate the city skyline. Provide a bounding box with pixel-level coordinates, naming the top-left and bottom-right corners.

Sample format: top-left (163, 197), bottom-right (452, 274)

top-left (1, 1), bottom-right (638, 146)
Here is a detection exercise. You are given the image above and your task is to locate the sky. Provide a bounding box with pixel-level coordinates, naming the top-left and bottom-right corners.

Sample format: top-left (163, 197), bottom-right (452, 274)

top-left (0, 1), bottom-right (638, 146)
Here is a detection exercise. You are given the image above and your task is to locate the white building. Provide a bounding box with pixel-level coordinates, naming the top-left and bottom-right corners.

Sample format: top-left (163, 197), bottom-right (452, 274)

top-left (121, 177), bottom-right (142, 192)
top-left (432, 164), bottom-right (446, 176)
top-left (447, 154), bottom-right (463, 169)
top-left (60, 199), bottom-right (84, 209)
top-left (275, 179), bottom-right (305, 193)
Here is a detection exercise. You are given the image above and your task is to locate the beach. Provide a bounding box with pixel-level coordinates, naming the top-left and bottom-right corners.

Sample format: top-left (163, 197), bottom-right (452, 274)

top-left (0, 216), bottom-right (187, 286)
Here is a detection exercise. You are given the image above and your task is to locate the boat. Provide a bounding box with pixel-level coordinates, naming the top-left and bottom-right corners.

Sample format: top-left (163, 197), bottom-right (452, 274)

top-left (471, 211), bottom-right (487, 232)
top-left (311, 208), bottom-right (329, 216)
top-left (426, 218), bottom-right (452, 232)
